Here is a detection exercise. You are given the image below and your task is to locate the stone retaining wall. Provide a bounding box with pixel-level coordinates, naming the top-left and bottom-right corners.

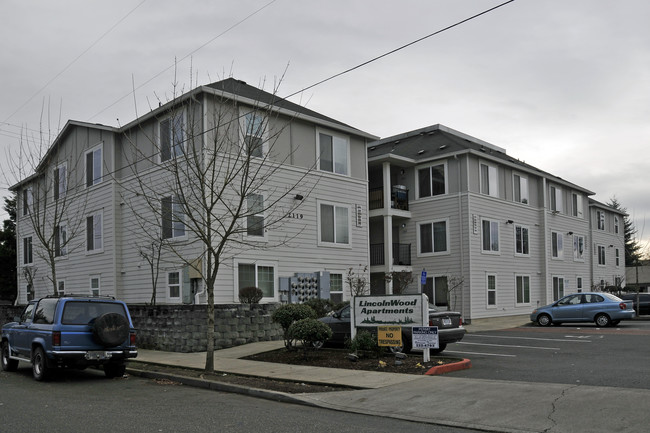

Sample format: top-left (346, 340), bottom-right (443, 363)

top-left (128, 304), bottom-right (283, 353)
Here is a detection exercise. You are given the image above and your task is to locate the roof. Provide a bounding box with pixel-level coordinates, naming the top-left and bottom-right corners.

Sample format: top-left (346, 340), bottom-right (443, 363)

top-left (589, 198), bottom-right (627, 216)
top-left (368, 124), bottom-right (594, 195)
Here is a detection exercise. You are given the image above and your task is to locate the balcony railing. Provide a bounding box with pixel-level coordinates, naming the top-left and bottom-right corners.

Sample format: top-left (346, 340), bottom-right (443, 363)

top-left (369, 186), bottom-right (409, 211)
top-left (370, 243), bottom-right (412, 266)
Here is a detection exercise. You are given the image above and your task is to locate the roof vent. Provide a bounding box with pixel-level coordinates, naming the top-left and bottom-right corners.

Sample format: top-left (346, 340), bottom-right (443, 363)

top-left (417, 150), bottom-right (425, 155)
top-left (439, 145), bottom-right (447, 150)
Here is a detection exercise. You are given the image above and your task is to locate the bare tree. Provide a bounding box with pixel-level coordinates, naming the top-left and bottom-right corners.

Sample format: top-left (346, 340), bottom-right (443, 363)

top-left (6, 110), bottom-right (89, 297)
top-left (138, 238), bottom-right (164, 306)
top-left (119, 76), bottom-right (316, 371)
top-left (384, 270), bottom-right (413, 295)
top-left (445, 275), bottom-right (464, 311)
top-left (347, 265), bottom-right (369, 297)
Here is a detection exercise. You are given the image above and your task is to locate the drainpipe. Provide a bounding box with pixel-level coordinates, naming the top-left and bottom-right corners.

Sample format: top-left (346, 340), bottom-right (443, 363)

top-left (382, 161), bottom-right (393, 294)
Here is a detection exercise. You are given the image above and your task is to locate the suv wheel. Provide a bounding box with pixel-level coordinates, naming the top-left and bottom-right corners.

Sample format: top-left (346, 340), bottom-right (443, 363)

top-left (104, 362), bottom-right (126, 378)
top-left (1, 341), bottom-right (18, 372)
top-left (93, 313), bottom-right (130, 347)
top-left (32, 346), bottom-right (50, 381)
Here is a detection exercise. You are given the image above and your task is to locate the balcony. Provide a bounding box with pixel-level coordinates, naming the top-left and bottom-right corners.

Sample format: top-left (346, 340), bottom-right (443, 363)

top-left (370, 243), bottom-right (412, 266)
top-left (369, 186), bottom-right (409, 211)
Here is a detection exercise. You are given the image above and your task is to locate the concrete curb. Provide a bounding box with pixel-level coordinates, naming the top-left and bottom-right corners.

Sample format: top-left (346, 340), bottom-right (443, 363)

top-left (425, 358), bottom-right (471, 375)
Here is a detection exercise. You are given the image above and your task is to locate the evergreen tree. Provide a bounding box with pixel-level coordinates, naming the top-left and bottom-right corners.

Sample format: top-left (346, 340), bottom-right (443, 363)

top-left (607, 197), bottom-right (642, 266)
top-left (0, 196), bottom-right (17, 302)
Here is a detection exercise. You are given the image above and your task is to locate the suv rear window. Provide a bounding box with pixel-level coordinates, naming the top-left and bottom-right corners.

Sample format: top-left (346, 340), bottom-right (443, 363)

top-left (61, 301), bottom-right (127, 325)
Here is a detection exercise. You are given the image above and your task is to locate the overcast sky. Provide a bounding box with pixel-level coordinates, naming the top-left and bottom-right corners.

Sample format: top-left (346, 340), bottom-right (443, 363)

top-left (2, 0), bottom-right (649, 252)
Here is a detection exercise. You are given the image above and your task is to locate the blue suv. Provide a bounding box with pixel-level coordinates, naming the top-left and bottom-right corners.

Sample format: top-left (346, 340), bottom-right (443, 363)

top-left (1, 295), bottom-right (137, 380)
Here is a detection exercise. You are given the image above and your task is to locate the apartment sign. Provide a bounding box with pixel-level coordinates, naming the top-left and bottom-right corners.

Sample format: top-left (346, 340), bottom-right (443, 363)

top-left (353, 294), bottom-right (427, 328)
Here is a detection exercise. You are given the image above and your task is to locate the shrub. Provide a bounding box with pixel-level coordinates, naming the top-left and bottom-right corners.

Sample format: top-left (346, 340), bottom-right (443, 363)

top-left (346, 330), bottom-right (382, 358)
top-left (287, 318), bottom-right (333, 355)
top-left (239, 286), bottom-right (263, 309)
top-left (304, 298), bottom-right (336, 318)
top-left (271, 304), bottom-right (317, 348)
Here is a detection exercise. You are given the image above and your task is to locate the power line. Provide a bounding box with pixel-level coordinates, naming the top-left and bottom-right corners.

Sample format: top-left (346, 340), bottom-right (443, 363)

top-left (3, 1), bottom-right (148, 125)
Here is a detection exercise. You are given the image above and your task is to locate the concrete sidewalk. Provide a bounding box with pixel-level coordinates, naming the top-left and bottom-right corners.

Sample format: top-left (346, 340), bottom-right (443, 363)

top-left (129, 315), bottom-right (650, 432)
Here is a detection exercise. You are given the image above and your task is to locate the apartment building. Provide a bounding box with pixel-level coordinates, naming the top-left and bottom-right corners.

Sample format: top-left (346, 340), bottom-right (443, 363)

top-left (367, 124), bottom-right (624, 321)
top-left (12, 79), bottom-right (376, 305)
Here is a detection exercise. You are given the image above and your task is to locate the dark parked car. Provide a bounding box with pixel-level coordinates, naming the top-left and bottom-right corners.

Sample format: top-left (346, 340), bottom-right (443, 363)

top-left (1, 295), bottom-right (137, 381)
top-left (530, 292), bottom-right (635, 327)
top-left (619, 293), bottom-right (650, 315)
top-left (319, 304), bottom-right (465, 354)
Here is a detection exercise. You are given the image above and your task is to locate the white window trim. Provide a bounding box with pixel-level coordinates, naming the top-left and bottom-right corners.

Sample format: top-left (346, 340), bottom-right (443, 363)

top-left (55, 224), bottom-right (68, 259)
top-left (86, 211), bottom-right (104, 255)
top-left (614, 216), bottom-right (620, 234)
top-left (57, 280), bottom-right (66, 296)
top-left (158, 111), bottom-right (186, 163)
top-left (486, 273), bottom-right (497, 309)
top-left (550, 185), bottom-right (563, 213)
top-left (243, 193), bottom-right (268, 242)
top-left (167, 270), bottom-right (182, 302)
top-left (161, 195), bottom-right (188, 241)
top-left (89, 275), bottom-right (101, 296)
top-left (316, 128), bottom-right (350, 176)
top-left (480, 162), bottom-right (498, 197)
top-left (54, 161), bottom-right (67, 200)
top-left (317, 200), bottom-right (351, 248)
top-left (416, 218), bottom-right (450, 257)
top-left (551, 231), bottom-right (563, 260)
top-left (233, 259), bottom-right (278, 302)
top-left (597, 244), bottom-right (606, 267)
top-left (615, 248), bottom-right (620, 268)
top-left (514, 224), bottom-right (530, 257)
top-left (576, 276), bottom-right (583, 291)
top-left (573, 234), bottom-right (585, 262)
top-left (23, 187), bottom-right (33, 216)
top-left (597, 210), bottom-right (606, 231)
top-left (513, 173), bottom-right (529, 205)
top-left (572, 193), bottom-right (584, 218)
top-left (481, 218), bottom-right (500, 255)
top-left (239, 108), bottom-right (268, 158)
top-left (552, 275), bottom-right (565, 301)
top-left (328, 270), bottom-right (345, 301)
top-left (415, 161), bottom-right (448, 199)
top-left (515, 274), bottom-right (531, 306)
top-left (22, 236), bottom-right (33, 265)
top-left (85, 142), bottom-right (103, 188)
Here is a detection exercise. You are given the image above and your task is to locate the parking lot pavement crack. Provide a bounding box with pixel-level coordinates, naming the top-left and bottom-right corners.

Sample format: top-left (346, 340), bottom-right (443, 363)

top-left (542, 384), bottom-right (579, 432)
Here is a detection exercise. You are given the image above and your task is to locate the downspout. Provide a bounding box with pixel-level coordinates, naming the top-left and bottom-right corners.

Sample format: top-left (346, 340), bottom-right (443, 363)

top-left (542, 177), bottom-right (549, 305)
top-left (456, 154), bottom-right (465, 317)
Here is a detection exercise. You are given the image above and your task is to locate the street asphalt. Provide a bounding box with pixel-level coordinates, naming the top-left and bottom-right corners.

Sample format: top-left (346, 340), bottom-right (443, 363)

top-left (128, 315), bottom-right (650, 433)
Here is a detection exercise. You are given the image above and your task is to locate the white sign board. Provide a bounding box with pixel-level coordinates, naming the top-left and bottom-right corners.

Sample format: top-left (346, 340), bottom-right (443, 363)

top-left (352, 294), bottom-right (426, 328)
top-left (412, 326), bottom-right (439, 349)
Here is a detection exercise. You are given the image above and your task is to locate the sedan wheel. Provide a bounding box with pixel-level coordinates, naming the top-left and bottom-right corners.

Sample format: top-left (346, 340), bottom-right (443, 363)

top-left (595, 314), bottom-right (611, 327)
top-left (537, 314), bottom-right (552, 327)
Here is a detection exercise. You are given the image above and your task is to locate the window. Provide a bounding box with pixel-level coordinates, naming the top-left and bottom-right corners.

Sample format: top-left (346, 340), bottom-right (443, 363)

top-left (577, 277), bottom-right (583, 291)
top-left (162, 196), bottom-right (186, 239)
top-left (573, 235), bottom-right (585, 261)
top-left (598, 245), bottom-right (606, 266)
top-left (57, 280), bottom-right (65, 296)
top-left (90, 276), bottom-right (100, 296)
top-left (487, 274), bottom-right (497, 307)
top-left (597, 211), bottom-right (605, 230)
top-left (515, 225), bottom-right (529, 256)
top-left (241, 111), bottom-right (266, 158)
top-left (329, 273), bottom-right (343, 304)
top-left (85, 145), bottom-right (102, 187)
top-left (614, 216), bottom-right (620, 234)
top-left (480, 163), bottom-right (498, 197)
top-left (616, 248), bottom-right (620, 267)
top-left (246, 194), bottom-right (265, 237)
top-left (54, 224), bottom-right (67, 257)
top-left (54, 162), bottom-right (67, 200)
top-left (22, 188), bottom-right (33, 216)
top-left (237, 262), bottom-right (276, 299)
top-left (572, 193), bottom-right (583, 218)
top-left (481, 219), bottom-right (499, 252)
top-left (513, 174), bottom-right (528, 204)
top-left (168, 271), bottom-right (181, 301)
top-left (160, 112), bottom-right (185, 161)
top-left (319, 203), bottom-right (349, 245)
top-left (550, 186), bottom-right (562, 212)
top-left (551, 231), bottom-right (563, 259)
top-left (318, 131), bottom-right (348, 175)
top-left (516, 275), bottom-right (530, 305)
top-left (418, 219), bottom-right (448, 255)
top-left (553, 276), bottom-right (564, 301)
top-left (23, 236), bottom-right (33, 264)
top-left (418, 163), bottom-right (446, 198)
top-left (86, 212), bottom-right (103, 252)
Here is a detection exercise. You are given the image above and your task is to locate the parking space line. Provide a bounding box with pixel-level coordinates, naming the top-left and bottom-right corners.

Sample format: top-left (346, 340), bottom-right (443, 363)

top-left (445, 350), bottom-right (516, 357)
top-left (458, 342), bottom-right (560, 350)
top-left (466, 334), bottom-right (591, 343)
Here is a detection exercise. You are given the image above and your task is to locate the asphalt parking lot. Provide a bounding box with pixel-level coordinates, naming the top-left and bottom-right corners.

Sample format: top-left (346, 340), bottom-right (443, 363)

top-left (446, 320), bottom-right (650, 389)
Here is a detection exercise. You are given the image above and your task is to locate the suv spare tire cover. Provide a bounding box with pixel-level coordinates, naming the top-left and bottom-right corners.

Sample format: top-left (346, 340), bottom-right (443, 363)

top-left (93, 313), bottom-right (130, 347)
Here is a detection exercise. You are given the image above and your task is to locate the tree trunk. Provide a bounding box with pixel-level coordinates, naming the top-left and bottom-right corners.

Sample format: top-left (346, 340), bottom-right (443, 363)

top-left (204, 287), bottom-right (215, 372)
